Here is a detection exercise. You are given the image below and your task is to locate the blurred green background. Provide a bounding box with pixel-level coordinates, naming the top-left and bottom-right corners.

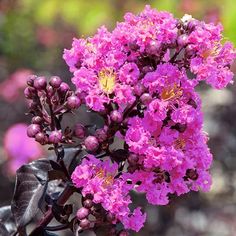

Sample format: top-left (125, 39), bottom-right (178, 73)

top-left (0, 0), bottom-right (236, 235)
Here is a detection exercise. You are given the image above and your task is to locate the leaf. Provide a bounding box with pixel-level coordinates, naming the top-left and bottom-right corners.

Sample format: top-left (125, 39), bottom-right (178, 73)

top-left (0, 205), bottom-right (16, 234)
top-left (11, 159), bottom-right (52, 230)
top-left (0, 223), bottom-right (8, 236)
top-left (63, 148), bottom-right (84, 174)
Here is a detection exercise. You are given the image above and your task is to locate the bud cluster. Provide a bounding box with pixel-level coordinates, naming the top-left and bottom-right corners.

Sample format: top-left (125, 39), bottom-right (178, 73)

top-left (25, 75), bottom-right (81, 145)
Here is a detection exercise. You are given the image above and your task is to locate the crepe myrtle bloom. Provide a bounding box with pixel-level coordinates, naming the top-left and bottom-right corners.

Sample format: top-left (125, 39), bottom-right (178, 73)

top-left (22, 5), bottom-right (235, 235)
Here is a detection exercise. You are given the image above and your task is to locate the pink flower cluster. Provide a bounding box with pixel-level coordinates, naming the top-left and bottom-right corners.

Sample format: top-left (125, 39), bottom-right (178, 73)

top-left (71, 155), bottom-right (146, 232)
top-left (66, 6), bottom-right (236, 233)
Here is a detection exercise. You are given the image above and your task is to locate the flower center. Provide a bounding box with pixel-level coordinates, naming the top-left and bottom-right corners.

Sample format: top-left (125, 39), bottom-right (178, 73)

top-left (161, 84), bottom-right (183, 101)
top-left (95, 168), bottom-right (114, 187)
top-left (98, 68), bottom-right (116, 94)
top-left (174, 138), bottom-right (186, 150)
top-left (201, 44), bottom-right (220, 59)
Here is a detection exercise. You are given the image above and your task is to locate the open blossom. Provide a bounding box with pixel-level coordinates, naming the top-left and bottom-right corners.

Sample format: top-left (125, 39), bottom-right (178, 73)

top-left (71, 155), bottom-right (146, 232)
top-left (67, 5), bottom-right (236, 233)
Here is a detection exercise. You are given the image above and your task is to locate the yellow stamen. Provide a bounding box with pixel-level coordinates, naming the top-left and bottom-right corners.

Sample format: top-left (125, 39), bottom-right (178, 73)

top-left (161, 84), bottom-right (183, 101)
top-left (201, 44), bottom-right (220, 59)
top-left (94, 168), bottom-right (114, 187)
top-left (98, 68), bottom-right (116, 94)
top-left (103, 175), bottom-right (114, 187)
top-left (174, 138), bottom-right (186, 150)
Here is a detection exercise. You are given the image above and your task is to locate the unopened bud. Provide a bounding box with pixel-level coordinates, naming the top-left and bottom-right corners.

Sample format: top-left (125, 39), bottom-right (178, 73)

top-left (74, 123), bottom-right (85, 139)
top-left (84, 136), bottom-right (99, 152)
top-left (79, 218), bottom-right (90, 229)
top-left (67, 95), bottom-right (81, 109)
top-left (27, 124), bottom-right (41, 138)
top-left (77, 207), bottom-right (89, 220)
top-left (34, 76), bottom-right (47, 90)
top-left (49, 130), bottom-right (62, 144)
top-left (49, 76), bottom-right (62, 89)
top-left (110, 110), bottom-right (123, 123)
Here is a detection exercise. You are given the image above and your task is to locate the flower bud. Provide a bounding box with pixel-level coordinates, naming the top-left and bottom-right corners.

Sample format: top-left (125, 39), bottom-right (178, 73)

top-left (49, 130), bottom-right (62, 144)
top-left (83, 199), bottom-right (93, 209)
top-left (106, 212), bottom-right (116, 223)
top-left (27, 124), bottom-right (41, 137)
top-left (49, 76), bottom-right (62, 89)
top-left (28, 101), bottom-right (38, 110)
top-left (110, 110), bottom-right (123, 123)
top-left (34, 76), bottom-right (47, 90)
top-left (24, 87), bottom-right (34, 99)
top-left (185, 44), bottom-right (196, 58)
top-left (67, 95), bottom-right (81, 109)
top-left (32, 116), bottom-right (43, 124)
top-left (46, 85), bottom-right (55, 97)
top-left (95, 128), bottom-right (107, 142)
top-left (58, 82), bottom-right (70, 94)
top-left (177, 34), bottom-right (188, 47)
top-left (84, 136), bottom-right (99, 152)
top-left (140, 93), bottom-right (152, 104)
top-left (74, 123), bottom-right (85, 139)
top-left (142, 66), bottom-right (154, 74)
top-left (134, 83), bottom-right (145, 96)
top-left (35, 132), bottom-right (48, 144)
top-left (79, 218), bottom-right (90, 229)
top-left (128, 41), bottom-right (139, 51)
top-left (128, 153), bottom-right (139, 165)
top-left (77, 207), bottom-right (89, 220)
top-left (146, 40), bottom-right (159, 55)
top-left (27, 75), bottom-right (37, 87)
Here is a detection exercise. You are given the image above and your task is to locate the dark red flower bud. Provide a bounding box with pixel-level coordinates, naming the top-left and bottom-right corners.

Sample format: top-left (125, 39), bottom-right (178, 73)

top-left (110, 110), bottom-right (123, 123)
top-left (49, 130), bottom-right (62, 144)
top-left (74, 123), bottom-right (85, 139)
top-left (35, 132), bottom-right (48, 144)
top-left (134, 83), bottom-right (145, 96)
top-left (79, 218), bottom-right (90, 229)
top-left (28, 101), bottom-right (38, 110)
top-left (32, 116), bottom-right (43, 124)
top-left (128, 153), bottom-right (139, 165)
top-left (106, 212), bottom-right (116, 223)
top-left (27, 75), bottom-right (37, 87)
top-left (27, 124), bottom-right (41, 137)
top-left (34, 76), bottom-right (47, 90)
top-left (83, 199), bottom-right (93, 209)
top-left (95, 128), bottom-right (107, 142)
top-left (49, 76), bottom-right (62, 89)
top-left (24, 87), bottom-right (37, 99)
top-left (67, 95), bottom-right (81, 109)
top-left (46, 85), bottom-right (55, 97)
top-left (58, 82), bottom-right (70, 94)
top-left (84, 136), bottom-right (99, 152)
top-left (146, 40), bottom-right (159, 55)
top-left (142, 66), bottom-right (154, 74)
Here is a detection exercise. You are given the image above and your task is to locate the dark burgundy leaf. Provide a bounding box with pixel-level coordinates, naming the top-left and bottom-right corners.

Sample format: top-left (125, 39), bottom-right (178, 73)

top-left (0, 205), bottom-right (17, 234)
top-left (0, 223), bottom-right (8, 236)
top-left (60, 147), bottom-right (84, 174)
top-left (11, 159), bottom-right (52, 230)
